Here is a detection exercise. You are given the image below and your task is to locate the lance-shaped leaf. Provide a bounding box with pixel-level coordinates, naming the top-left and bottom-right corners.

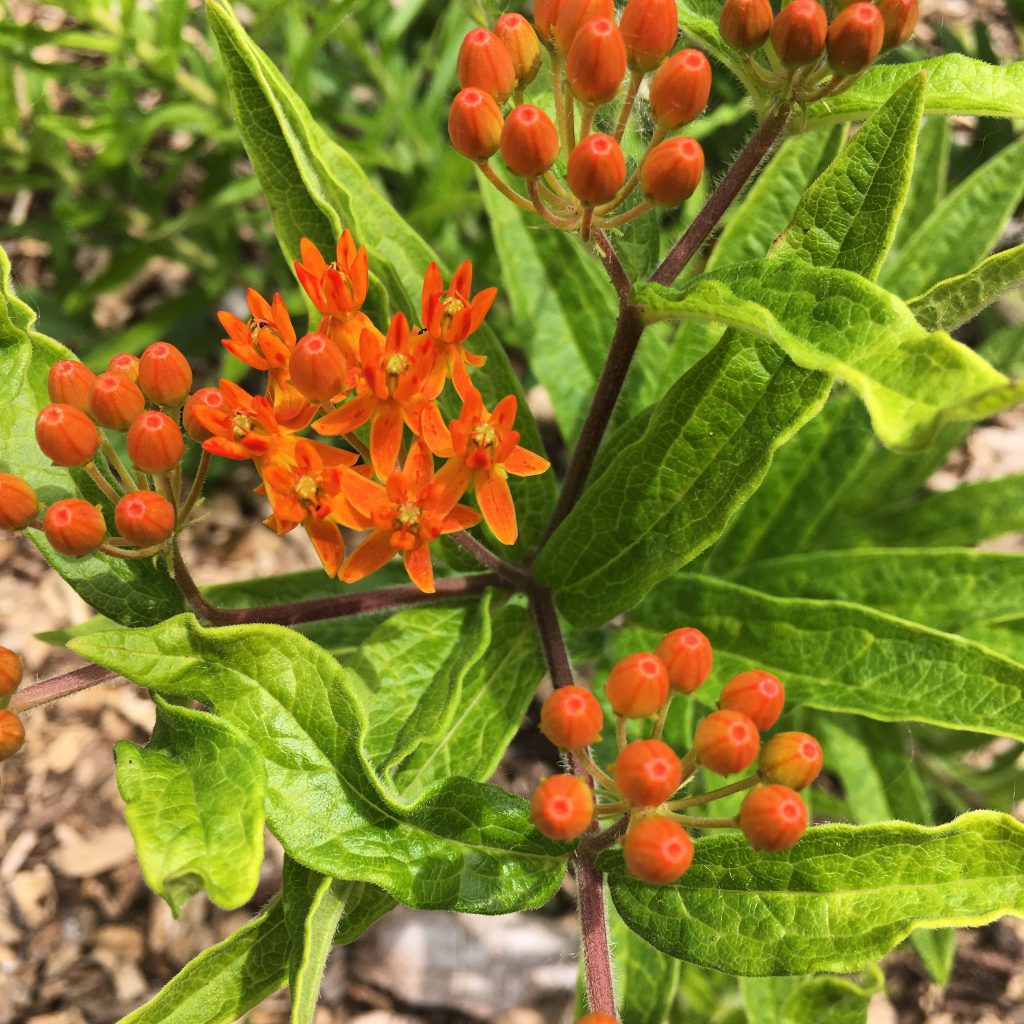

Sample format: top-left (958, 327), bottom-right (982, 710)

top-left (204, 0), bottom-right (553, 554)
top-left (742, 971), bottom-right (881, 1024)
top-left (631, 574), bottom-right (1024, 741)
top-left (893, 117), bottom-right (950, 250)
top-left (115, 698), bottom-right (266, 916)
top-left (603, 812), bottom-right (1024, 976)
top-left (882, 135), bottom-right (1024, 298)
top-left (907, 243), bottom-right (1024, 331)
top-left (73, 616), bottom-right (567, 914)
top-left (635, 261), bottom-right (1021, 452)
top-left (0, 249), bottom-right (183, 626)
top-left (805, 54), bottom-right (1024, 127)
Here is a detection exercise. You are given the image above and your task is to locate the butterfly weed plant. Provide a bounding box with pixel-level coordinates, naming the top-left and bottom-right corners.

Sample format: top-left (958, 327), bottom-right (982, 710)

top-left (1, 0), bottom-right (1024, 1020)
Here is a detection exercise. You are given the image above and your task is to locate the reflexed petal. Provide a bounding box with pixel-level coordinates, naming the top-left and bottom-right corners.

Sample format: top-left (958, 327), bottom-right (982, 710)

top-left (370, 403), bottom-right (404, 480)
top-left (403, 440), bottom-right (434, 491)
top-left (313, 392), bottom-right (376, 436)
top-left (419, 402), bottom-right (453, 457)
top-left (403, 543), bottom-right (435, 594)
top-left (476, 471), bottom-right (518, 545)
top-left (305, 518), bottom-right (344, 578)
top-left (342, 469), bottom-right (390, 519)
top-left (440, 502), bottom-right (483, 534)
top-left (340, 530), bottom-right (395, 583)
top-left (503, 444), bottom-right (550, 476)
top-left (221, 334), bottom-right (269, 372)
top-left (203, 437), bottom-right (251, 460)
top-left (434, 458), bottom-right (473, 510)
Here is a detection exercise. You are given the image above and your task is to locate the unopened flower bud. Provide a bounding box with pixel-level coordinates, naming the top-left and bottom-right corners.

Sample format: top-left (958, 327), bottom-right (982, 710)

top-left (655, 626), bottom-right (712, 693)
top-left (648, 49), bottom-right (712, 130)
top-left (641, 136), bottom-right (704, 205)
top-left (183, 387), bottom-right (227, 443)
top-left (876, 0), bottom-right (918, 49)
top-left (107, 352), bottom-right (140, 382)
top-left (495, 13), bottom-right (542, 87)
top-left (827, 1), bottom-right (883, 72)
top-left (719, 0), bottom-right (773, 51)
top-left (0, 710), bottom-right (26, 761)
top-left (47, 360), bottom-right (96, 412)
top-left (44, 498), bottom-right (106, 557)
top-left (89, 372), bottom-right (146, 431)
top-left (501, 104), bottom-right (560, 178)
top-left (566, 18), bottom-right (628, 105)
top-left (448, 88), bottom-right (504, 162)
top-left (554, 0), bottom-right (615, 55)
top-left (758, 732), bottom-right (823, 790)
top-left (770, 0), bottom-right (827, 66)
top-left (623, 816), bottom-right (694, 884)
top-left (534, 0), bottom-right (568, 45)
top-left (0, 473), bottom-right (39, 531)
top-left (530, 774), bottom-right (594, 840)
top-left (139, 341), bottom-right (193, 407)
top-left (35, 404), bottom-right (101, 467)
top-left (115, 490), bottom-right (176, 547)
top-left (127, 411), bottom-right (184, 474)
top-left (457, 28), bottom-right (517, 105)
top-left (618, 0), bottom-right (679, 71)
top-left (290, 333), bottom-right (346, 405)
top-left (738, 784), bottom-right (807, 851)
top-left (0, 647), bottom-right (23, 699)
top-left (613, 739), bottom-right (682, 805)
top-left (567, 133), bottom-right (626, 205)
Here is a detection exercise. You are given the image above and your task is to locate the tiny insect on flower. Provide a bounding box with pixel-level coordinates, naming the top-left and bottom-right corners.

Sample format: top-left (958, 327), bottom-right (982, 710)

top-left (738, 784), bottom-right (808, 851)
top-left (448, 88), bottom-right (505, 164)
top-left (648, 49), bottom-right (712, 129)
top-left (693, 709), bottom-right (760, 775)
top-left (183, 387), bottom-right (228, 443)
top-left (623, 816), bottom-right (695, 884)
top-left (554, 0), bottom-right (615, 55)
top-left (114, 491), bottom-right (176, 548)
top-left (89, 372), bottom-right (146, 431)
top-left (530, 774), bottom-right (595, 840)
top-left (718, 670), bottom-right (785, 730)
top-left (758, 732), bottom-right (823, 790)
top-left (0, 473), bottom-right (39, 531)
top-left (494, 13), bottom-right (542, 87)
top-left (0, 646), bottom-right (23, 699)
top-left (138, 341), bottom-right (193, 407)
top-left (540, 685), bottom-right (604, 749)
top-left (770, 0), bottom-right (827, 66)
top-left (641, 136), bottom-right (704, 206)
top-left (605, 652), bottom-right (670, 718)
top-left (43, 499), bottom-right (106, 557)
top-left (876, 0), bottom-right (918, 49)
top-left (127, 411), bottom-right (185, 474)
top-left (47, 359), bottom-right (96, 412)
top-left (106, 353), bottom-right (140, 382)
top-left (613, 739), bottom-right (683, 806)
top-left (501, 104), bottom-right (561, 179)
top-left (618, 0), bottom-right (679, 72)
top-left (719, 0), bottom-right (774, 51)
top-left (826, 2), bottom-right (883, 73)
top-left (567, 133), bottom-right (627, 205)
top-left (35, 404), bottom-right (101, 468)
top-left (566, 18), bottom-right (628, 106)
top-left (655, 627), bottom-right (712, 693)
top-left (0, 710), bottom-right (26, 761)
top-left (457, 28), bottom-right (518, 105)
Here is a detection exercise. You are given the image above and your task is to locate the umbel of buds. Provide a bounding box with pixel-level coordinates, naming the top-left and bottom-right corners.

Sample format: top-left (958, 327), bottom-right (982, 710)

top-left (529, 627), bottom-right (823, 884)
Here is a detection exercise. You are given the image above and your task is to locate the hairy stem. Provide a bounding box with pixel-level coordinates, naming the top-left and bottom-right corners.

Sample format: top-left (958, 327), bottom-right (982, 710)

top-left (9, 664), bottom-right (117, 713)
top-left (576, 854), bottom-right (618, 1016)
top-left (450, 531), bottom-right (532, 587)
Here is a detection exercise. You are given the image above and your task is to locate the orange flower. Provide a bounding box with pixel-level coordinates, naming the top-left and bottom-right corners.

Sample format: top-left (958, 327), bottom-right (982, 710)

top-left (312, 313), bottom-right (435, 479)
top-left (420, 261), bottom-right (496, 396)
top-left (217, 289), bottom-right (314, 430)
top-left (258, 437), bottom-right (363, 577)
top-left (336, 441), bottom-right (481, 593)
top-left (294, 233), bottom-right (369, 319)
top-left (421, 387), bottom-right (549, 545)
top-left (194, 380), bottom-right (288, 461)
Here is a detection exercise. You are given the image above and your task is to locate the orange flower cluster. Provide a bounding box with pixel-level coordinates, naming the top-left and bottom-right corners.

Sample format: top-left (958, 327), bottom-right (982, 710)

top-left (197, 233), bottom-right (549, 593)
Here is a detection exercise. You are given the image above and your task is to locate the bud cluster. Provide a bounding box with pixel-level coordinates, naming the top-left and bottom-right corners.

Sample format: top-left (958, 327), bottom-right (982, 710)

top-left (529, 628), bottom-right (823, 884)
top-left (448, 0), bottom-right (710, 239)
top-left (720, 0), bottom-right (918, 103)
top-left (1, 341), bottom-right (202, 563)
top-left (0, 646), bottom-right (26, 764)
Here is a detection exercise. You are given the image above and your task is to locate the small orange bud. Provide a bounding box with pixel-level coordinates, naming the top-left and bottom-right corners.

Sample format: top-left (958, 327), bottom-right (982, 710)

top-left (139, 341), bottom-right (193, 407)
top-left (534, 0), bottom-right (569, 45)
top-left (530, 774), bottom-right (595, 840)
top-left (0, 647), bottom-right (23, 699)
top-left (567, 133), bottom-right (626, 205)
top-left (738, 784), bottom-right (807, 851)
top-left (540, 685), bottom-right (604, 749)
top-left (501, 104), bottom-right (560, 178)
top-left (619, 0), bottom-right (679, 71)
top-left (457, 28), bottom-right (517, 105)
top-left (554, 0), bottom-right (615, 55)
top-left (107, 352), bottom-right (140, 382)
top-left (648, 49), bottom-right (712, 130)
top-left (183, 387), bottom-right (227, 443)
top-left (448, 88), bottom-right (504, 162)
top-left (770, 0), bottom-right (827, 66)
top-left (641, 136), bottom-right (704, 205)
top-left (693, 710), bottom-right (760, 775)
top-left (495, 13), bottom-right (542, 87)
top-left (876, 0), bottom-right (918, 49)
top-left (47, 360), bottom-right (96, 412)
top-left (566, 18), bottom-right (628, 106)
top-left (827, 1), bottom-right (883, 73)
top-left (127, 411), bottom-right (184, 474)
top-left (719, 0), bottom-right (773, 51)
top-left (35, 404), bottom-right (101, 467)
top-left (115, 490), bottom-right (176, 547)
top-left (0, 473), bottom-right (39, 531)
top-left (44, 498), bottom-right (106, 557)
top-left (614, 739), bottom-right (683, 806)
top-left (623, 816), bottom-right (694, 884)
top-left (718, 670), bottom-right (784, 730)
top-left (0, 710), bottom-right (26, 761)
top-left (655, 627), bottom-right (712, 693)
top-left (289, 333), bottom-right (346, 405)
top-left (89, 372), bottom-right (146, 431)
top-left (606, 652), bottom-right (669, 718)
top-left (758, 732), bottom-right (823, 790)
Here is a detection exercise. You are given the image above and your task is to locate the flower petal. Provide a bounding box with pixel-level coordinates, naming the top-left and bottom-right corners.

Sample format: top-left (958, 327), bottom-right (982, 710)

top-left (340, 529), bottom-right (395, 583)
top-left (403, 543), bottom-right (435, 594)
top-left (370, 403), bottom-right (404, 480)
top-left (313, 392), bottom-right (376, 436)
top-left (503, 445), bottom-right (550, 477)
top-left (476, 471), bottom-right (518, 545)
top-left (305, 518), bottom-right (344, 578)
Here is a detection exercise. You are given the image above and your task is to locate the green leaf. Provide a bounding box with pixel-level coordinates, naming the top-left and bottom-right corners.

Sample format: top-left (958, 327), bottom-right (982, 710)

top-left (893, 117), bottom-right (950, 251)
top-left (118, 898), bottom-right (289, 1024)
top-left (604, 811), bottom-right (1024, 975)
top-left (609, 902), bottom-right (681, 1024)
top-left (730, 548), bottom-right (1024, 636)
top-left (0, 249), bottom-right (183, 626)
top-left (204, 0), bottom-right (553, 553)
top-left (115, 698), bottom-right (266, 916)
top-left (635, 260), bottom-right (1021, 452)
top-left (73, 616), bottom-right (567, 913)
top-left (882, 135), bottom-right (1024, 298)
top-left (772, 75), bottom-right (926, 278)
top-left (805, 54), bottom-right (1024, 128)
top-left (907, 243), bottom-right (1024, 331)
top-left (742, 971), bottom-right (881, 1024)
top-left (631, 574), bottom-right (1024, 741)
